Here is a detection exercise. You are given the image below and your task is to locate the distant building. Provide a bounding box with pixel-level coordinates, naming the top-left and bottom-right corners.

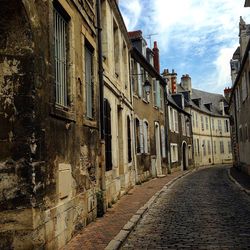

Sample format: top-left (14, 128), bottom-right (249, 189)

top-left (177, 75), bottom-right (232, 166)
top-left (129, 31), bottom-right (168, 181)
top-left (162, 69), bottom-right (194, 171)
top-left (229, 17), bottom-right (250, 176)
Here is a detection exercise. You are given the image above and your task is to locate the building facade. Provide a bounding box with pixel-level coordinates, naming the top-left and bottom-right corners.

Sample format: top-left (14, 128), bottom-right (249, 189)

top-left (229, 16), bottom-right (250, 176)
top-left (100, 0), bottom-right (135, 205)
top-left (177, 75), bottom-right (232, 167)
top-left (129, 31), bottom-right (167, 181)
top-left (0, 0), bottom-right (103, 248)
top-left (163, 70), bottom-right (193, 172)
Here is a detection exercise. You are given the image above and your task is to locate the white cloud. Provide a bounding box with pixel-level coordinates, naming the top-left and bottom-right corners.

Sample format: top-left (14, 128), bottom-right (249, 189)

top-left (120, 0), bottom-right (250, 93)
top-left (119, 0), bottom-right (142, 30)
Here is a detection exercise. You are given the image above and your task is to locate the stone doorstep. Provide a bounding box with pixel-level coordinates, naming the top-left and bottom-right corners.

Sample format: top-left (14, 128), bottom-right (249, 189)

top-left (105, 169), bottom-right (194, 250)
top-left (227, 168), bottom-right (250, 195)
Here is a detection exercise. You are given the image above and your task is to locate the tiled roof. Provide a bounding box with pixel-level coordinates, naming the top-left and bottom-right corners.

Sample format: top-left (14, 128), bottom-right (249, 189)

top-left (128, 30), bottom-right (142, 40)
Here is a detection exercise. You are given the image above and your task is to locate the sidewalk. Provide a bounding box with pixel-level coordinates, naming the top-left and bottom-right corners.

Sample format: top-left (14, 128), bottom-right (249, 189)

top-left (230, 167), bottom-right (250, 191)
top-left (62, 170), bottom-right (186, 250)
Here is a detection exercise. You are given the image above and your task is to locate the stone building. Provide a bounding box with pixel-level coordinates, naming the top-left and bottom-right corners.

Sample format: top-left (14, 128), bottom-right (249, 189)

top-left (129, 31), bottom-right (167, 181)
top-left (229, 16), bottom-right (250, 176)
top-left (100, 0), bottom-right (135, 204)
top-left (0, 0), bottom-right (102, 248)
top-left (162, 70), bottom-right (193, 172)
top-left (177, 75), bottom-right (232, 167)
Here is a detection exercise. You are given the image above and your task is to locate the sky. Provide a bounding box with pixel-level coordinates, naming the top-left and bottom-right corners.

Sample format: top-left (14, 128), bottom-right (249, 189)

top-left (119, 0), bottom-right (250, 94)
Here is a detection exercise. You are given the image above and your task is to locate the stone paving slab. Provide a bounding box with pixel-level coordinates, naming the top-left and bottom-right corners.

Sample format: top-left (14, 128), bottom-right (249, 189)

top-left (62, 170), bottom-right (189, 250)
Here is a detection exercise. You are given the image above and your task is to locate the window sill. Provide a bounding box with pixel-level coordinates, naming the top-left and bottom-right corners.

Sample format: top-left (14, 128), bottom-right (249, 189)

top-left (50, 104), bottom-right (76, 122)
top-left (142, 98), bottom-right (149, 104)
top-left (83, 118), bottom-right (98, 129)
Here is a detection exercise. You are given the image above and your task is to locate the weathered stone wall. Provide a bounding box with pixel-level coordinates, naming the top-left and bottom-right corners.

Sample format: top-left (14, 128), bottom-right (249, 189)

top-left (0, 0), bottom-right (101, 248)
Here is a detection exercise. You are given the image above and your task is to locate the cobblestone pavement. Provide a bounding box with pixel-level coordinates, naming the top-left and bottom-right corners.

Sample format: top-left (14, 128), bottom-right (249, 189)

top-left (62, 170), bottom-right (183, 250)
top-left (122, 166), bottom-right (250, 249)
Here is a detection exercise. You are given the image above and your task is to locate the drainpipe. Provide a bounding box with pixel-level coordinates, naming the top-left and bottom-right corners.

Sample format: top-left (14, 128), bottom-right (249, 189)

top-left (96, 0), bottom-right (104, 141)
top-left (233, 94), bottom-right (239, 168)
top-left (96, 0), bottom-right (106, 214)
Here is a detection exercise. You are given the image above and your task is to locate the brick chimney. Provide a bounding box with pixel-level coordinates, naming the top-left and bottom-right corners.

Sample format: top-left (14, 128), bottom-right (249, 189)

top-left (224, 87), bottom-right (232, 102)
top-left (153, 41), bottom-right (160, 73)
top-left (162, 68), bottom-right (177, 94)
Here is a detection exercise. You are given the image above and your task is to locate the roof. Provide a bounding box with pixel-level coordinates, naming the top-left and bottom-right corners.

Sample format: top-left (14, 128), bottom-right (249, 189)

top-left (167, 94), bottom-right (191, 116)
top-left (188, 88), bottom-right (228, 116)
top-left (128, 30), bottom-right (142, 40)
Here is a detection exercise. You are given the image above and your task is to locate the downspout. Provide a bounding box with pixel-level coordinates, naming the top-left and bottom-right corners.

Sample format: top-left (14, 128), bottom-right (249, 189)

top-left (233, 94), bottom-right (239, 167)
top-left (96, 0), bottom-right (106, 214)
top-left (97, 0), bottom-right (104, 141)
top-left (164, 85), bottom-right (171, 173)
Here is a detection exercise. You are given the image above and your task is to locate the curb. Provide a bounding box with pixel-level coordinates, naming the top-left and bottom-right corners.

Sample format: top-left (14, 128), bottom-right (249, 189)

top-left (105, 168), bottom-right (196, 250)
top-left (227, 168), bottom-right (250, 195)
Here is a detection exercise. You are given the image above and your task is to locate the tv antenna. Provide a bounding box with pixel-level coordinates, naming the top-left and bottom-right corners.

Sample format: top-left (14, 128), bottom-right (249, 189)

top-left (145, 33), bottom-right (158, 48)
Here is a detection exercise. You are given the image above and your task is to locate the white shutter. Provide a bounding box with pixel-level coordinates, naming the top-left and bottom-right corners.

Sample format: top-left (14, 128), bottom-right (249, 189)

top-left (168, 106), bottom-right (172, 131)
top-left (156, 80), bottom-right (160, 107)
top-left (139, 120), bottom-right (144, 153)
top-left (143, 122), bottom-right (148, 153)
top-left (137, 63), bottom-right (142, 97)
top-left (161, 126), bottom-right (166, 158)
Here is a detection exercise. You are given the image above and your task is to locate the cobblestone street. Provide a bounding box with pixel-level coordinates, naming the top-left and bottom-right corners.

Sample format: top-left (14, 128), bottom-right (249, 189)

top-left (122, 166), bottom-right (250, 249)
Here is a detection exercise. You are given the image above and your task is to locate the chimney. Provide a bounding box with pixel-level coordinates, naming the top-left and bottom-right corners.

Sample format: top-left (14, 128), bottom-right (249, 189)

top-left (181, 74), bottom-right (192, 93)
top-left (153, 41), bottom-right (160, 73)
top-left (224, 87), bottom-right (232, 102)
top-left (219, 100), bottom-right (225, 115)
top-left (162, 68), bottom-right (177, 94)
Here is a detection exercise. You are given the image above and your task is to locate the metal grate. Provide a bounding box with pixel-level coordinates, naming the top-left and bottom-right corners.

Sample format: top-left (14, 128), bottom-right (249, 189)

top-left (54, 8), bottom-right (68, 107)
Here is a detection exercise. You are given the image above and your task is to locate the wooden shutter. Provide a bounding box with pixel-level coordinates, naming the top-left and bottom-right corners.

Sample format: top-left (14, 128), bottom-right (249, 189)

top-left (139, 120), bottom-right (144, 153)
top-left (161, 126), bottom-right (166, 158)
top-left (137, 63), bottom-right (142, 97)
top-left (156, 80), bottom-right (160, 107)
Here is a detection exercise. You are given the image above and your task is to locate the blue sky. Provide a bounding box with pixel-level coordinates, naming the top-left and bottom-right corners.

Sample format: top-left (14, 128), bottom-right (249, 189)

top-left (119, 0), bottom-right (250, 94)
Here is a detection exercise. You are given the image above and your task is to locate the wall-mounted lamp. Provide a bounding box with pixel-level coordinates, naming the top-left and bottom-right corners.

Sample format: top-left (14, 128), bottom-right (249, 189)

top-left (144, 79), bottom-right (151, 95)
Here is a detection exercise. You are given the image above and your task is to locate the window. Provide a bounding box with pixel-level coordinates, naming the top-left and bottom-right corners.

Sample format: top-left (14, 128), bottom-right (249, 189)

top-left (153, 78), bottom-right (157, 106)
top-left (201, 116), bottom-right (204, 131)
top-left (188, 145), bottom-right (192, 159)
top-left (205, 117), bottom-right (209, 130)
top-left (137, 63), bottom-right (142, 97)
top-left (127, 116), bottom-right (132, 163)
top-left (203, 140), bottom-right (206, 156)
top-left (160, 86), bottom-right (164, 110)
top-left (196, 113), bottom-right (198, 128)
top-left (191, 111), bottom-right (195, 128)
top-left (224, 119), bottom-right (229, 133)
top-left (197, 138), bottom-right (200, 155)
top-left (85, 44), bottom-right (94, 118)
top-left (174, 110), bottom-right (179, 133)
top-left (208, 140), bottom-right (211, 155)
top-left (113, 20), bottom-right (119, 76)
top-left (143, 121), bottom-right (150, 154)
top-left (54, 5), bottom-right (69, 107)
top-left (212, 118), bottom-right (214, 131)
top-left (104, 99), bottom-right (112, 171)
top-left (170, 143), bottom-right (178, 163)
top-left (194, 140), bottom-right (197, 156)
top-left (135, 118), bottom-right (143, 154)
top-left (214, 140), bottom-right (216, 154)
top-left (242, 72), bottom-right (248, 102)
top-left (141, 68), bottom-right (146, 99)
top-left (161, 126), bottom-right (166, 158)
top-left (131, 59), bottom-right (137, 95)
top-left (181, 114), bottom-right (186, 136)
top-left (218, 120), bottom-right (222, 132)
top-left (186, 121), bottom-right (190, 137)
top-left (220, 141), bottom-right (224, 154)
top-left (228, 141), bottom-right (232, 154)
